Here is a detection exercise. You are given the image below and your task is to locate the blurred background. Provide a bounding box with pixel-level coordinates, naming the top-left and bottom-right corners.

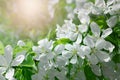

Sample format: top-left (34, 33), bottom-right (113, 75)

top-left (0, 0), bottom-right (79, 46)
top-left (0, 0), bottom-right (73, 45)
top-left (0, 0), bottom-right (70, 46)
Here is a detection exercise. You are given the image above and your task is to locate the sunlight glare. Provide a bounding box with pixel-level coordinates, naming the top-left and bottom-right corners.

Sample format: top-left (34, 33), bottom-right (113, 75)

top-left (8, 0), bottom-right (49, 26)
top-left (18, 0), bottom-right (41, 19)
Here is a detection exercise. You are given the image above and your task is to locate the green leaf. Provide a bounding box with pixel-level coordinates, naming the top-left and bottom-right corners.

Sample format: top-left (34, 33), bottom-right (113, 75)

top-left (26, 41), bottom-right (33, 48)
top-left (14, 41), bottom-right (33, 55)
top-left (112, 54), bottom-right (120, 63)
top-left (53, 38), bottom-right (72, 48)
top-left (89, 0), bottom-right (95, 3)
top-left (20, 53), bottom-right (36, 70)
top-left (15, 68), bottom-right (34, 80)
top-left (14, 53), bottom-right (37, 80)
top-left (90, 14), bottom-right (107, 29)
top-left (84, 65), bottom-right (96, 80)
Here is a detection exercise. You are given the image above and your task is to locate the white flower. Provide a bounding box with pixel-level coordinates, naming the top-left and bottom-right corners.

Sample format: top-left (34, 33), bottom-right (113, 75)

top-left (84, 38), bottom-right (113, 64)
top-left (38, 38), bottom-right (53, 51)
top-left (33, 63), bottom-right (67, 80)
top-left (90, 22), bottom-right (113, 39)
top-left (67, 12), bottom-right (75, 19)
top-left (78, 24), bottom-right (88, 33)
top-left (102, 61), bottom-right (117, 80)
top-left (83, 22), bottom-right (115, 64)
top-left (0, 45), bottom-right (25, 80)
top-left (53, 44), bottom-right (67, 67)
top-left (5, 68), bottom-right (16, 80)
top-left (54, 44), bottom-right (65, 55)
top-left (17, 40), bottom-right (25, 47)
top-left (62, 43), bottom-right (84, 64)
top-left (65, 6), bottom-right (75, 19)
top-left (32, 62), bottom-right (46, 80)
top-left (56, 20), bottom-right (78, 41)
top-left (95, 0), bottom-right (106, 8)
top-left (92, 0), bottom-right (106, 15)
top-left (32, 38), bottom-right (54, 61)
top-left (78, 11), bottom-right (90, 25)
top-left (32, 39), bottom-right (54, 70)
top-left (106, 0), bottom-right (114, 7)
top-left (47, 67), bottom-right (67, 80)
top-left (110, 3), bottom-right (120, 14)
top-left (74, 1), bottom-right (93, 15)
top-left (56, 20), bottom-right (87, 44)
top-left (11, 53), bottom-right (25, 66)
top-left (104, 0), bottom-right (120, 15)
top-left (54, 56), bottom-right (67, 67)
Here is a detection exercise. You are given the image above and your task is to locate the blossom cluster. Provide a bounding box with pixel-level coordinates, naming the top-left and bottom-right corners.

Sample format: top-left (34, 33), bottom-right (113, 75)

top-left (0, 0), bottom-right (120, 80)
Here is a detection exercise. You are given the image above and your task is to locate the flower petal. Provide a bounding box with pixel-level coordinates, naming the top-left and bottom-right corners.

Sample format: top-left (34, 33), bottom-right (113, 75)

top-left (107, 0), bottom-right (114, 6)
top-left (17, 40), bottom-right (25, 47)
top-left (5, 68), bottom-right (14, 80)
top-left (77, 47), bottom-right (85, 59)
top-left (87, 54), bottom-right (98, 65)
top-left (95, 0), bottom-right (105, 8)
top-left (101, 28), bottom-right (112, 38)
top-left (96, 51), bottom-right (111, 62)
top-left (0, 74), bottom-right (6, 80)
top-left (62, 50), bottom-right (72, 59)
top-left (106, 16), bottom-right (117, 28)
top-left (81, 45), bottom-right (91, 55)
top-left (78, 24), bottom-right (88, 33)
top-left (91, 64), bottom-right (101, 76)
top-left (32, 67), bottom-right (46, 80)
top-left (78, 12), bottom-right (90, 24)
top-left (83, 36), bottom-right (95, 48)
top-left (68, 32), bottom-right (78, 41)
top-left (54, 44), bottom-right (65, 54)
top-left (70, 55), bottom-right (77, 64)
top-left (12, 52), bottom-right (25, 66)
top-left (95, 39), bottom-right (106, 50)
top-left (104, 41), bottom-right (115, 52)
top-left (0, 55), bottom-right (7, 67)
top-left (0, 67), bottom-right (6, 74)
top-left (34, 54), bottom-right (41, 61)
top-left (47, 52), bottom-right (54, 60)
top-left (4, 45), bottom-right (13, 65)
top-left (75, 70), bottom-right (86, 80)
top-left (32, 46), bottom-right (41, 54)
top-left (65, 44), bottom-right (73, 51)
top-left (75, 34), bottom-right (82, 44)
top-left (90, 22), bottom-right (100, 37)
top-left (102, 61), bottom-right (117, 80)
top-left (39, 54), bottom-right (47, 63)
top-left (38, 39), bottom-right (53, 50)
top-left (56, 56), bottom-right (66, 66)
